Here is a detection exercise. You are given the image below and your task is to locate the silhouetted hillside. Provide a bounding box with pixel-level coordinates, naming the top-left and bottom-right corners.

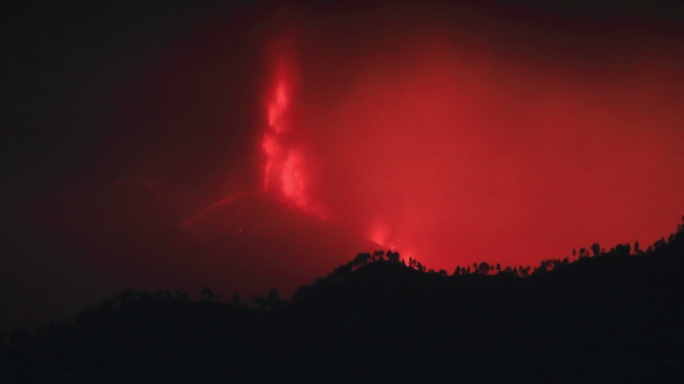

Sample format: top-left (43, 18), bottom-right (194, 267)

top-left (2, 220), bottom-right (683, 383)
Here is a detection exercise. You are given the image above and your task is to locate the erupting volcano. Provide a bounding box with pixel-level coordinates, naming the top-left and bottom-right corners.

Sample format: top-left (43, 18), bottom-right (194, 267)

top-left (187, 5), bottom-right (684, 272)
top-left (3, 1), bottom-right (684, 331)
top-left (177, 38), bottom-right (381, 301)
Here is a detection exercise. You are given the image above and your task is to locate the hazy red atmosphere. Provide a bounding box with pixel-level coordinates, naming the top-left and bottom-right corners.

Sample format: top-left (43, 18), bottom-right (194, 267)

top-left (253, 3), bottom-right (684, 270)
top-left (2, 1), bottom-right (684, 329)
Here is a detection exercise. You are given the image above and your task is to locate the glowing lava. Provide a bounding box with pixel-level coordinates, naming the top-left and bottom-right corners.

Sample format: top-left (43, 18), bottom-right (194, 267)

top-left (261, 44), bottom-right (324, 218)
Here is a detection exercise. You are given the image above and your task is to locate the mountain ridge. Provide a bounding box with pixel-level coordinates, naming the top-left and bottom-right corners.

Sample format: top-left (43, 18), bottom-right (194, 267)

top-left (2, 218), bottom-right (683, 383)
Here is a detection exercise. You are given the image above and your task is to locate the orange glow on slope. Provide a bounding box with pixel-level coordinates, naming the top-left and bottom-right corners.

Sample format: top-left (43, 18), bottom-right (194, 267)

top-left (180, 192), bottom-right (245, 230)
top-left (261, 45), bottom-right (325, 218)
top-left (368, 220), bottom-right (398, 251)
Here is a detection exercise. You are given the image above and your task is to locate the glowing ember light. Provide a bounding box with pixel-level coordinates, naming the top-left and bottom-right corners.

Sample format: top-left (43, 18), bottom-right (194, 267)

top-left (267, 76), bottom-right (290, 132)
top-left (261, 45), bottom-right (325, 218)
top-left (369, 222), bottom-right (387, 246)
top-left (369, 220), bottom-right (398, 251)
top-left (180, 192), bottom-right (245, 229)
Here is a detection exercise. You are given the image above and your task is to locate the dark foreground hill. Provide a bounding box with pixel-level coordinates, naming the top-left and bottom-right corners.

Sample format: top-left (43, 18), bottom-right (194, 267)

top-left (2, 222), bottom-right (684, 383)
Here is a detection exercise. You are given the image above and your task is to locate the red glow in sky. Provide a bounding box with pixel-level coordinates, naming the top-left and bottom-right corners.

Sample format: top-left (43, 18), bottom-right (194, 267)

top-left (254, 7), bottom-right (684, 271)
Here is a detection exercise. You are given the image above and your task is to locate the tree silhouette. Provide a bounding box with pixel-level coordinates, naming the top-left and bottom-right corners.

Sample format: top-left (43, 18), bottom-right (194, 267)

top-left (3, 216), bottom-right (684, 384)
top-left (353, 252), bottom-right (371, 267)
top-left (591, 243), bottom-right (601, 257)
top-left (200, 287), bottom-right (216, 301)
top-left (266, 288), bottom-right (282, 310)
top-left (386, 250), bottom-right (400, 263)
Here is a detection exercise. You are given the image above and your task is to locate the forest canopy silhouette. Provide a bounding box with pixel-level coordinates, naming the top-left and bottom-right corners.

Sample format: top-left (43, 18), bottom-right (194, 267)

top-left (2, 218), bottom-right (683, 383)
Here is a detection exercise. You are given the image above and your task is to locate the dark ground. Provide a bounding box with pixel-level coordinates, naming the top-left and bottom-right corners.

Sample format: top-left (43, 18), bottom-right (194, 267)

top-left (2, 220), bottom-right (683, 383)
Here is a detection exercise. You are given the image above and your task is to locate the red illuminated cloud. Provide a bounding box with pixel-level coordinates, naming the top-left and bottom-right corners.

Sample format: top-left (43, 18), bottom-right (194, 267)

top-left (260, 40), bottom-right (326, 219)
top-left (258, 7), bottom-right (684, 270)
top-left (181, 3), bottom-right (684, 274)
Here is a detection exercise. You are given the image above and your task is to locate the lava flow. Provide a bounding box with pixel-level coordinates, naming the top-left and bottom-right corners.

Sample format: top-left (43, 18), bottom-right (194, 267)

top-left (261, 42), bottom-right (325, 219)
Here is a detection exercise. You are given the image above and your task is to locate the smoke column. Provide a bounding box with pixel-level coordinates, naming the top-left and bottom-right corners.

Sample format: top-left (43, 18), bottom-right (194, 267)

top-left (261, 41), bottom-right (326, 219)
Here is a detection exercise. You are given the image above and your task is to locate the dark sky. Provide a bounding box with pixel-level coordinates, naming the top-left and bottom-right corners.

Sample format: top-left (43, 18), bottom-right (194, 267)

top-left (2, 1), bottom-right (684, 330)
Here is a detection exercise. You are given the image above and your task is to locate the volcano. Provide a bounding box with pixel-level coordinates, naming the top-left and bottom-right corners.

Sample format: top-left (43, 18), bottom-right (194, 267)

top-left (177, 192), bottom-right (381, 298)
top-left (1, 186), bottom-right (379, 331)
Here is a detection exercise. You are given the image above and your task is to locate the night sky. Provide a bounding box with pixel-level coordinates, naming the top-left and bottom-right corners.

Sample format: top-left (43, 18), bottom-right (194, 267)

top-left (2, 1), bottom-right (684, 330)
